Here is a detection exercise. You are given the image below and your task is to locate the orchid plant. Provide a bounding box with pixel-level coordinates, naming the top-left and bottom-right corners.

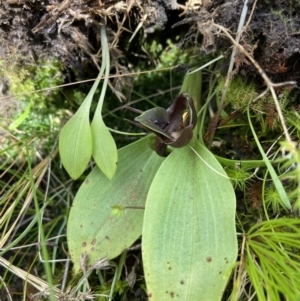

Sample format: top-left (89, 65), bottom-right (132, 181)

top-left (66, 67), bottom-right (238, 301)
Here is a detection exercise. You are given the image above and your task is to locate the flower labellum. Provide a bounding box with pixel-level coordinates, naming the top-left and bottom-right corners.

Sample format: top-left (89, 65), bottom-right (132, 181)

top-left (127, 93), bottom-right (197, 156)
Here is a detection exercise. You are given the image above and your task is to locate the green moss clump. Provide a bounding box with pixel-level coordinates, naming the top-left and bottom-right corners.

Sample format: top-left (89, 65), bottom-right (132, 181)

top-left (215, 75), bottom-right (257, 110)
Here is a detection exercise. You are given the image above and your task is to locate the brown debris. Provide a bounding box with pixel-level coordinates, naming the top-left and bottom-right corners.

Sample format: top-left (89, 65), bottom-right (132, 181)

top-left (0, 0), bottom-right (299, 87)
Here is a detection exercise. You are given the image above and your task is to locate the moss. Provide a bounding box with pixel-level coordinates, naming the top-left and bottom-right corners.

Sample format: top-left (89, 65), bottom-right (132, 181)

top-left (215, 75), bottom-right (257, 111)
top-left (0, 57), bottom-right (63, 104)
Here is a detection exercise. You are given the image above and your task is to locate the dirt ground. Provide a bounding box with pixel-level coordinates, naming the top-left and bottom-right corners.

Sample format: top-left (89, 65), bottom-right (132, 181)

top-left (1, 0), bottom-right (300, 88)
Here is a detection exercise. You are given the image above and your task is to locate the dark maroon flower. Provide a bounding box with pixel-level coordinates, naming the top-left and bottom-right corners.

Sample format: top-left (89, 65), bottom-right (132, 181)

top-left (127, 93), bottom-right (197, 156)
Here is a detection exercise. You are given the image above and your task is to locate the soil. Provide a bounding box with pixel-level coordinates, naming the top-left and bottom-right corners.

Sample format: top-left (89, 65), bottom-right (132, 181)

top-left (1, 0), bottom-right (300, 87)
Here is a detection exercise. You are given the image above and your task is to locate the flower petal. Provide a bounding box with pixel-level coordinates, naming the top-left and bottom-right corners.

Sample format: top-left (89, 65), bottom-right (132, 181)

top-left (165, 92), bottom-right (197, 134)
top-left (134, 107), bottom-right (173, 139)
top-left (166, 125), bottom-right (194, 148)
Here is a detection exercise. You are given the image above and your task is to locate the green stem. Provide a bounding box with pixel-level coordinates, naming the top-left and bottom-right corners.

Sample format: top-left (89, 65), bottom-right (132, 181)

top-left (94, 24), bottom-right (110, 115)
top-left (108, 250), bottom-right (128, 301)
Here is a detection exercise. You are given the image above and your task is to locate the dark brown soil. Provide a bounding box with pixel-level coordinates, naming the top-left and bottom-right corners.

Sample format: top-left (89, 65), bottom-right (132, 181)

top-left (1, 0), bottom-right (300, 87)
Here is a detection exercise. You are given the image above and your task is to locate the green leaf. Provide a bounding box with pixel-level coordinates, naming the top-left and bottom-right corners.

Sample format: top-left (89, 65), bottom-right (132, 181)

top-left (180, 70), bottom-right (202, 111)
top-left (246, 219), bottom-right (300, 301)
top-left (142, 141), bottom-right (237, 301)
top-left (247, 105), bottom-right (291, 209)
top-left (9, 102), bottom-right (32, 130)
top-left (59, 61), bottom-right (106, 180)
top-left (59, 104), bottom-right (92, 180)
top-left (91, 115), bottom-right (117, 180)
top-left (67, 137), bottom-right (164, 272)
top-left (90, 26), bottom-right (118, 179)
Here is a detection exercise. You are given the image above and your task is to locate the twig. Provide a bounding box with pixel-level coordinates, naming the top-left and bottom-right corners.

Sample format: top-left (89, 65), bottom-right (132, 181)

top-left (207, 0), bottom-right (250, 148)
top-left (0, 276), bottom-right (13, 301)
top-left (0, 65), bottom-right (180, 101)
top-left (213, 23), bottom-right (296, 143)
top-left (242, 0), bottom-right (259, 33)
top-left (187, 54), bottom-right (224, 74)
top-left (232, 233), bottom-right (247, 300)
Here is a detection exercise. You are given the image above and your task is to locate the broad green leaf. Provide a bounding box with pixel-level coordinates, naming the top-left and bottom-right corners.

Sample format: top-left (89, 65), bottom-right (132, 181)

top-left (67, 137), bottom-right (164, 272)
top-left (142, 141), bottom-right (237, 301)
top-left (59, 62), bottom-right (106, 180)
top-left (91, 116), bottom-right (117, 180)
